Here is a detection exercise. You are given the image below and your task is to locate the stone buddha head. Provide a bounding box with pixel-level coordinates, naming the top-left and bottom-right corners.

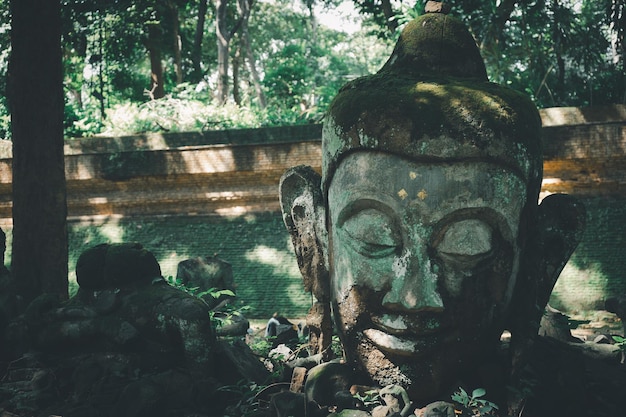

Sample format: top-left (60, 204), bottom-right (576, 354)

top-left (280, 8), bottom-right (585, 403)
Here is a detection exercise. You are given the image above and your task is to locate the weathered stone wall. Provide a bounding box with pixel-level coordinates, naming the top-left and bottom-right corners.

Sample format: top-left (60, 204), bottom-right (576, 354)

top-left (63, 214), bottom-right (312, 319)
top-left (551, 196), bottom-right (626, 311)
top-left (0, 124), bottom-right (324, 220)
top-left (539, 105), bottom-right (626, 312)
top-left (0, 108), bottom-right (624, 317)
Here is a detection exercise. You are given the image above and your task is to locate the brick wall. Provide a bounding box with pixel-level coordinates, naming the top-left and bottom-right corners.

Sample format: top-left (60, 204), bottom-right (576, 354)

top-left (64, 214), bottom-right (313, 319)
top-left (0, 108), bottom-right (625, 317)
top-left (551, 195), bottom-right (626, 312)
top-left (539, 105), bottom-right (626, 312)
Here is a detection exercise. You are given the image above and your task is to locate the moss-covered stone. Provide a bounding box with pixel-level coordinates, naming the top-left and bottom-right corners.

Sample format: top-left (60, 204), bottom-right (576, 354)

top-left (322, 13), bottom-right (543, 198)
top-left (380, 13), bottom-right (487, 79)
top-left (76, 242), bottom-right (162, 289)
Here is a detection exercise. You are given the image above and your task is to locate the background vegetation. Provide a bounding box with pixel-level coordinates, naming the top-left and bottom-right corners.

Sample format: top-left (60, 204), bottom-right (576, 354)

top-left (1, 0), bottom-right (624, 141)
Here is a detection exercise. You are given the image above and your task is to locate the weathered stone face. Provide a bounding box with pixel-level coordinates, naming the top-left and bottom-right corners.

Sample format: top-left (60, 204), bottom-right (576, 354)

top-left (327, 152), bottom-right (526, 398)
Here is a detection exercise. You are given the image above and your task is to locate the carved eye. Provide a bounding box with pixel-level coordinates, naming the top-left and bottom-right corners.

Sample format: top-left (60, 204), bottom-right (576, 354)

top-left (436, 219), bottom-right (493, 265)
top-left (341, 209), bottom-right (401, 258)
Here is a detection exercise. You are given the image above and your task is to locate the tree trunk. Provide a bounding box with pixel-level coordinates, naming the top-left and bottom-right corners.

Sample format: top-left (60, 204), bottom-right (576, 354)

top-left (146, 23), bottom-right (165, 99)
top-left (215, 0), bottom-right (231, 104)
top-left (243, 33), bottom-right (266, 108)
top-left (380, 0), bottom-right (398, 34)
top-left (609, 0), bottom-right (626, 102)
top-left (477, 0), bottom-right (518, 61)
top-left (8, 0), bottom-right (68, 304)
top-left (215, 0), bottom-right (248, 105)
top-left (171, 3), bottom-right (183, 85)
top-left (551, 0), bottom-right (565, 103)
top-left (232, 44), bottom-right (242, 105)
top-left (237, 0), bottom-right (266, 108)
top-left (303, 0), bottom-right (317, 111)
top-left (191, 0), bottom-right (208, 83)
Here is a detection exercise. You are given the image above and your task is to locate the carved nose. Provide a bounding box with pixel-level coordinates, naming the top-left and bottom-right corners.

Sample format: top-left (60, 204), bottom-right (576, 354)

top-left (381, 255), bottom-right (444, 312)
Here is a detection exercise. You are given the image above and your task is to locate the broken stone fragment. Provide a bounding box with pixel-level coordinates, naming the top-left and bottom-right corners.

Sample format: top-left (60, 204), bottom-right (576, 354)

top-left (424, 1), bottom-right (451, 14)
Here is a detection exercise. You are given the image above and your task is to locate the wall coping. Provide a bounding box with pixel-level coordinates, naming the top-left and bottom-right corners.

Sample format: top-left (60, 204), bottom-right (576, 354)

top-left (0, 124), bottom-right (323, 159)
top-left (539, 104), bottom-right (626, 127)
top-left (0, 105), bottom-right (624, 160)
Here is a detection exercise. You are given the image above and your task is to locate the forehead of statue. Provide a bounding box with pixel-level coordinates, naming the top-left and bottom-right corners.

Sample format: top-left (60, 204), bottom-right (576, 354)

top-left (327, 151), bottom-right (527, 227)
top-left (321, 121), bottom-right (542, 197)
top-left (325, 143), bottom-right (534, 190)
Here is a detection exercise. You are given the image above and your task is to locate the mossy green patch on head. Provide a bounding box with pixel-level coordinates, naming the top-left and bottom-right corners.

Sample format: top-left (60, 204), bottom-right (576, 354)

top-left (330, 74), bottom-right (539, 142)
top-left (381, 14), bottom-right (487, 80)
top-left (323, 74), bottom-right (542, 193)
top-left (322, 13), bottom-right (542, 198)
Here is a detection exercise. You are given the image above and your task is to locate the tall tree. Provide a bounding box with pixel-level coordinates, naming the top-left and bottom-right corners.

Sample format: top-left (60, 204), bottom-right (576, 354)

top-left (145, 20), bottom-right (166, 99)
top-left (8, 0), bottom-right (68, 303)
top-left (191, 0), bottom-right (209, 83)
top-left (608, 0), bottom-right (625, 101)
top-left (353, 0), bottom-right (399, 36)
top-left (236, 0), bottom-right (266, 107)
top-left (169, 0), bottom-right (184, 85)
top-left (215, 0), bottom-right (248, 104)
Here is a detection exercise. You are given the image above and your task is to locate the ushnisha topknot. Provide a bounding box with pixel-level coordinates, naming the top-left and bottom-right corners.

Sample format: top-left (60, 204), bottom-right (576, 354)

top-left (322, 10), bottom-right (543, 198)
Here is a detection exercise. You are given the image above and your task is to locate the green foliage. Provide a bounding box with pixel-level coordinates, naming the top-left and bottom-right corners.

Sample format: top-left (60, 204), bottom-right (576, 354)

top-left (217, 379), bottom-right (267, 417)
top-left (612, 335), bottom-right (626, 348)
top-left (0, 0), bottom-right (10, 140)
top-left (363, 0), bottom-right (625, 109)
top-left (64, 95), bottom-right (104, 138)
top-left (451, 387), bottom-right (499, 416)
top-left (2, 0), bottom-right (622, 141)
top-left (248, 337), bottom-right (273, 358)
top-left (353, 389), bottom-right (383, 408)
top-left (101, 95), bottom-right (305, 135)
top-left (330, 334), bottom-right (344, 358)
top-left (164, 274), bottom-right (247, 331)
top-left (165, 274), bottom-right (192, 293)
top-left (612, 334), bottom-right (626, 362)
top-left (59, 0), bottom-right (391, 137)
top-left (164, 275), bottom-right (237, 306)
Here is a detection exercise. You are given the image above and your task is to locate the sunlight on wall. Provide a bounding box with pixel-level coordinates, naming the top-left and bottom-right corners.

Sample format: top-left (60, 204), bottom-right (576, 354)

top-left (215, 206), bottom-right (249, 217)
top-left (245, 244), bottom-right (303, 304)
top-left (98, 218), bottom-right (125, 242)
top-left (181, 148), bottom-right (235, 173)
top-left (551, 260), bottom-right (609, 312)
top-left (157, 251), bottom-right (190, 280)
top-left (67, 217), bottom-right (127, 286)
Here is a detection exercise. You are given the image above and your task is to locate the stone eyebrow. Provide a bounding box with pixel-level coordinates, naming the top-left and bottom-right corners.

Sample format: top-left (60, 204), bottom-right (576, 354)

top-left (335, 198), bottom-right (397, 228)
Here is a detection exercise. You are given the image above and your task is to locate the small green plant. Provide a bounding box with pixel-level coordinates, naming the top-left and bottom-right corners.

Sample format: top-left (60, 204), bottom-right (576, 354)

top-left (612, 335), bottom-right (626, 349)
top-left (165, 276), bottom-right (234, 302)
top-left (198, 288), bottom-right (236, 303)
top-left (612, 335), bottom-right (626, 363)
top-left (248, 338), bottom-right (273, 357)
top-left (451, 387), bottom-right (499, 416)
top-left (330, 334), bottom-right (344, 359)
top-left (164, 276), bottom-right (245, 330)
top-left (165, 275), bottom-right (185, 290)
top-left (217, 379), bottom-right (266, 417)
top-left (353, 389), bottom-right (382, 409)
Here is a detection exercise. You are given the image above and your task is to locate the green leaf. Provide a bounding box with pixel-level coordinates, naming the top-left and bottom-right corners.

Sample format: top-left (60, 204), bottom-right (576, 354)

top-left (472, 388), bottom-right (486, 398)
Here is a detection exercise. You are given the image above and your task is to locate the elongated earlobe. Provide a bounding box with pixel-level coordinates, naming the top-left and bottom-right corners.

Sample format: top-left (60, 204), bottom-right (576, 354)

top-left (279, 165), bottom-right (329, 298)
top-left (508, 193), bottom-right (586, 395)
top-left (279, 165), bottom-right (332, 355)
top-left (533, 193), bottom-right (586, 310)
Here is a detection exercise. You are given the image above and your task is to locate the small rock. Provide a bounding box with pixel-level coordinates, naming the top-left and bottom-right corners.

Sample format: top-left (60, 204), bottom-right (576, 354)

top-left (415, 401), bottom-right (456, 417)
